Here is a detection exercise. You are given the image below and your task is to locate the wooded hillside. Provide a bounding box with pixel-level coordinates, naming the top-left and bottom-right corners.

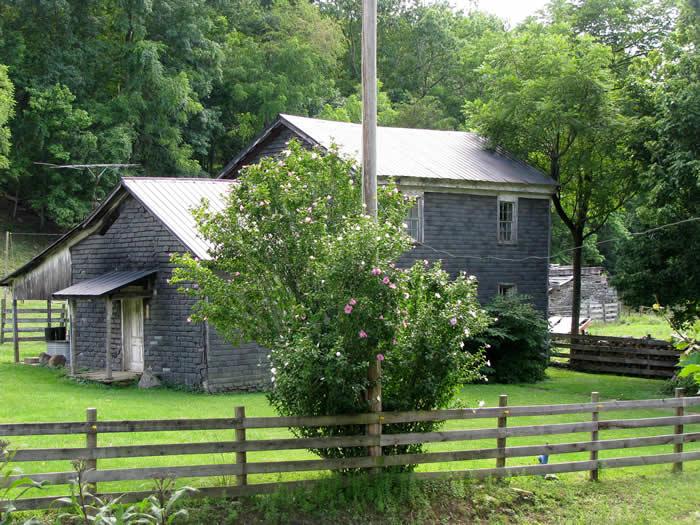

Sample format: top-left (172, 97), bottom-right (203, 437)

top-left (0, 0), bottom-right (698, 319)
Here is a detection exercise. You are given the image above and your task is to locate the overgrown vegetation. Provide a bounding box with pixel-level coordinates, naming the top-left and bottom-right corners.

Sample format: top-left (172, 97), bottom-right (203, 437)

top-left (465, 295), bottom-right (549, 384)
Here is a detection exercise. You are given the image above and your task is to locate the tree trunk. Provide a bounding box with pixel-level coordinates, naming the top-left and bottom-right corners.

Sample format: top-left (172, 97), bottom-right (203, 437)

top-left (570, 228), bottom-right (584, 336)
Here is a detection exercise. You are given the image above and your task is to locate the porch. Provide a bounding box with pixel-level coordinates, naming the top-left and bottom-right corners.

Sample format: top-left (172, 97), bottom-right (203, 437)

top-left (53, 269), bottom-right (157, 379)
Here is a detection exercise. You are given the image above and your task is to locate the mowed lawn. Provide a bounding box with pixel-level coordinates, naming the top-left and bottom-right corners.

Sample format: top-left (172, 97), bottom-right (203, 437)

top-left (2, 337), bottom-right (700, 517)
top-left (588, 313), bottom-right (675, 339)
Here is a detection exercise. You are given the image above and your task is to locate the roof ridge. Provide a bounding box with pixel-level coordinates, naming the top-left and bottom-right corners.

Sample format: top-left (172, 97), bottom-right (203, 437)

top-left (122, 176), bottom-right (235, 183)
top-left (280, 113), bottom-right (476, 136)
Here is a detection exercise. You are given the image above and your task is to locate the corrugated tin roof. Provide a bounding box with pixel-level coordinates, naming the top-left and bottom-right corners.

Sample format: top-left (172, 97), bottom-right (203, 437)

top-left (53, 269), bottom-right (157, 298)
top-left (123, 178), bottom-right (235, 260)
top-left (279, 114), bottom-right (556, 187)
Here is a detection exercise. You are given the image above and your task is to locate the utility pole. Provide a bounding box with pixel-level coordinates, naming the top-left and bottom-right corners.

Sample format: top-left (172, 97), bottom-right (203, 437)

top-left (362, 0), bottom-right (382, 468)
top-left (362, 0), bottom-right (378, 220)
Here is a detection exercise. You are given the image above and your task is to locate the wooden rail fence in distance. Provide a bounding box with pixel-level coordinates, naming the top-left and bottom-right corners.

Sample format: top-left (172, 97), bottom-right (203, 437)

top-left (550, 333), bottom-right (680, 378)
top-left (0, 299), bottom-right (67, 362)
top-left (1, 393), bottom-right (699, 510)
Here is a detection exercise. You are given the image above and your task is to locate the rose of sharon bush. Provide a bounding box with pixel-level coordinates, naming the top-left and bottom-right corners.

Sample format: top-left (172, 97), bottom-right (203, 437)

top-left (172, 141), bottom-right (488, 463)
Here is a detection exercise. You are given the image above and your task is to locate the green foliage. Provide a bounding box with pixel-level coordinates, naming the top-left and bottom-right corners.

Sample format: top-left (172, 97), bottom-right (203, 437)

top-left (466, 22), bottom-right (641, 331)
top-left (136, 478), bottom-right (198, 525)
top-left (0, 440), bottom-right (44, 525)
top-left (319, 82), bottom-right (398, 125)
top-left (172, 143), bottom-right (488, 462)
top-left (464, 295), bottom-right (549, 384)
top-left (614, 17), bottom-right (700, 325)
top-left (0, 66), bottom-right (14, 170)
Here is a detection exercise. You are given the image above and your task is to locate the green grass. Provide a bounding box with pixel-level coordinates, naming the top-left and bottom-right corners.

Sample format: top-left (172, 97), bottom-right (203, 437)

top-left (2, 340), bottom-right (699, 523)
top-left (588, 313), bottom-right (674, 340)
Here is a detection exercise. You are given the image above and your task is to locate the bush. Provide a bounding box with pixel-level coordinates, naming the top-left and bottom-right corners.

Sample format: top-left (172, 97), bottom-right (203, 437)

top-left (172, 141), bottom-right (489, 463)
top-left (464, 294), bottom-right (549, 384)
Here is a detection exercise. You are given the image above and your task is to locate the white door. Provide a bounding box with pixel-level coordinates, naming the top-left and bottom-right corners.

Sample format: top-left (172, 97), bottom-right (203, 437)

top-left (122, 299), bottom-right (144, 372)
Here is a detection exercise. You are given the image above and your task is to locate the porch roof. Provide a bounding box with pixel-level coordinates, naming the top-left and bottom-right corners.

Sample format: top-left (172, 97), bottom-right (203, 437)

top-left (53, 269), bottom-right (157, 298)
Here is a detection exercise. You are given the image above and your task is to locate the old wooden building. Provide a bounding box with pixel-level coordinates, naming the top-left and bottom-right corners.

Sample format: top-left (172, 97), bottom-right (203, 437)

top-left (1, 115), bottom-right (556, 391)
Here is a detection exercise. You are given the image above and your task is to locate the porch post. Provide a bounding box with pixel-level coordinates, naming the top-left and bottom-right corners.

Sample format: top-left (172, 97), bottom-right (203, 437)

top-left (68, 299), bottom-right (77, 376)
top-left (105, 296), bottom-right (113, 380)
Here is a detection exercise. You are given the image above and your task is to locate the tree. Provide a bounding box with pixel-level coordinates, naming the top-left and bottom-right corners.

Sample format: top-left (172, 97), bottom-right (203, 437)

top-left (466, 24), bottom-right (639, 334)
top-left (614, 3), bottom-right (700, 327)
top-left (10, 84), bottom-right (97, 227)
top-left (0, 66), bottom-right (14, 170)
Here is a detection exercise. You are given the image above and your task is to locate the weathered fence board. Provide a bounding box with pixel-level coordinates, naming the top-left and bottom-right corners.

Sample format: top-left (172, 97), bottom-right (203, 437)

top-left (550, 334), bottom-right (680, 378)
top-left (2, 393), bottom-right (699, 510)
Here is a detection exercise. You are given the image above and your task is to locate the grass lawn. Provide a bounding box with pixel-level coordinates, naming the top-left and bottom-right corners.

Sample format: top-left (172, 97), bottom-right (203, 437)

top-left (588, 313), bottom-right (674, 340)
top-left (2, 339), bottom-right (700, 523)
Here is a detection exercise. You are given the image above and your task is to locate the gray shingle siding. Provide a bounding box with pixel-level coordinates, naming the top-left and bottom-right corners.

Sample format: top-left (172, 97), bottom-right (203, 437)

top-left (71, 197), bottom-right (269, 391)
top-left (400, 193), bottom-right (550, 312)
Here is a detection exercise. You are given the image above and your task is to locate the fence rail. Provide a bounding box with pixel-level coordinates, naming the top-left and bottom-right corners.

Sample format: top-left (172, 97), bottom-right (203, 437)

top-left (2, 391), bottom-right (699, 510)
top-left (550, 333), bottom-right (680, 378)
top-left (0, 299), bottom-right (67, 362)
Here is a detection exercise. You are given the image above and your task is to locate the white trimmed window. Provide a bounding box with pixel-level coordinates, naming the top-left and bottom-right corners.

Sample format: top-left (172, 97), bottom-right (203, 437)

top-left (497, 196), bottom-right (517, 243)
top-left (498, 283), bottom-right (517, 297)
top-left (404, 194), bottom-right (424, 243)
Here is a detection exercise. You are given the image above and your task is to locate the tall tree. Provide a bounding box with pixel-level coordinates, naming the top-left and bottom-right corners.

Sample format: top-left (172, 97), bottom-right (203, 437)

top-left (0, 66), bottom-right (14, 170)
top-left (466, 25), bottom-right (639, 334)
top-left (614, 2), bottom-right (700, 326)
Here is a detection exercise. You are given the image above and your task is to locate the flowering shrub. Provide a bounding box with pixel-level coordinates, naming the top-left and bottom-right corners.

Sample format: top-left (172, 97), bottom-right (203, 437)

top-left (172, 141), bottom-right (488, 462)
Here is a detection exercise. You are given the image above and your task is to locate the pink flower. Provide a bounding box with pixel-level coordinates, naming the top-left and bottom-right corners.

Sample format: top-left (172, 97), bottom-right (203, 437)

top-left (378, 314), bottom-right (384, 320)
top-left (389, 283), bottom-right (397, 289)
top-left (423, 259), bottom-right (429, 266)
top-left (186, 317), bottom-right (192, 323)
top-left (371, 267), bottom-right (382, 276)
top-left (349, 298), bottom-right (357, 306)
top-left (376, 353), bottom-right (385, 361)
top-left (382, 276), bottom-right (390, 285)
top-left (450, 317), bottom-right (457, 326)
top-left (359, 330), bottom-right (368, 339)
top-left (344, 304), bottom-right (353, 314)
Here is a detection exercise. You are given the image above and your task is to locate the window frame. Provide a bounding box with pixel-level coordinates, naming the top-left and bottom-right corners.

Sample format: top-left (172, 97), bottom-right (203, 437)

top-left (498, 283), bottom-right (517, 297)
top-left (404, 191), bottom-right (424, 244)
top-left (497, 195), bottom-right (518, 244)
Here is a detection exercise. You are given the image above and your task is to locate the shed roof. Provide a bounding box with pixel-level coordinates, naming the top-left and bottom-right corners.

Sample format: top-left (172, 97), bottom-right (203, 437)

top-left (220, 114), bottom-right (557, 190)
top-left (53, 269), bottom-right (157, 298)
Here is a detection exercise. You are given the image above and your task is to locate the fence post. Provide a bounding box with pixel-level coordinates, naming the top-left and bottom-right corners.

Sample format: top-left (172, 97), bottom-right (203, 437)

top-left (496, 394), bottom-right (508, 471)
top-left (367, 358), bottom-right (383, 470)
top-left (673, 387), bottom-right (685, 473)
top-left (12, 298), bottom-right (18, 363)
top-left (0, 297), bottom-right (5, 345)
top-left (235, 406), bottom-right (247, 486)
top-left (47, 299), bottom-right (52, 329)
top-left (86, 408), bottom-right (98, 493)
top-left (590, 392), bottom-right (600, 481)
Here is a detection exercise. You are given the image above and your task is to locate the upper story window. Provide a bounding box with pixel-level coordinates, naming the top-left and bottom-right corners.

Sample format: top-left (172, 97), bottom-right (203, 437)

top-left (404, 193), bottom-right (424, 243)
top-left (498, 283), bottom-right (517, 297)
top-left (497, 196), bottom-right (517, 244)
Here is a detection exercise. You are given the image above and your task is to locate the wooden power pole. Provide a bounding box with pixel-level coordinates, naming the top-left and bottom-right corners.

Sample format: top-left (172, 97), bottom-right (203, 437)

top-left (362, 0), bottom-right (378, 220)
top-left (362, 0), bottom-right (382, 467)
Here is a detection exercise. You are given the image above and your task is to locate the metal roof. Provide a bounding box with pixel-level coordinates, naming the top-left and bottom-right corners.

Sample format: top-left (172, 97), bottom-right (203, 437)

top-left (53, 269), bottom-right (157, 298)
top-left (277, 114), bottom-right (556, 187)
top-left (123, 178), bottom-right (236, 260)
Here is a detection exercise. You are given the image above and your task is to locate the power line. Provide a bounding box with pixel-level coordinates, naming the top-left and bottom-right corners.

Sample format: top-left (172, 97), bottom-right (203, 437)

top-left (415, 216), bottom-right (700, 263)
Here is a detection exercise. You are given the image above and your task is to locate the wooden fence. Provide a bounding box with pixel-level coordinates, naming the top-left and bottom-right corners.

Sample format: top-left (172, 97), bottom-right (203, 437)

top-left (550, 334), bottom-right (680, 379)
top-left (0, 299), bottom-right (67, 362)
top-left (1, 391), bottom-right (699, 510)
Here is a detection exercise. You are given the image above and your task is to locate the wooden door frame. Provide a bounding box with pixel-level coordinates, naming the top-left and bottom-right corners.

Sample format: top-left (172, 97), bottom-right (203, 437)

top-left (121, 298), bottom-right (144, 372)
